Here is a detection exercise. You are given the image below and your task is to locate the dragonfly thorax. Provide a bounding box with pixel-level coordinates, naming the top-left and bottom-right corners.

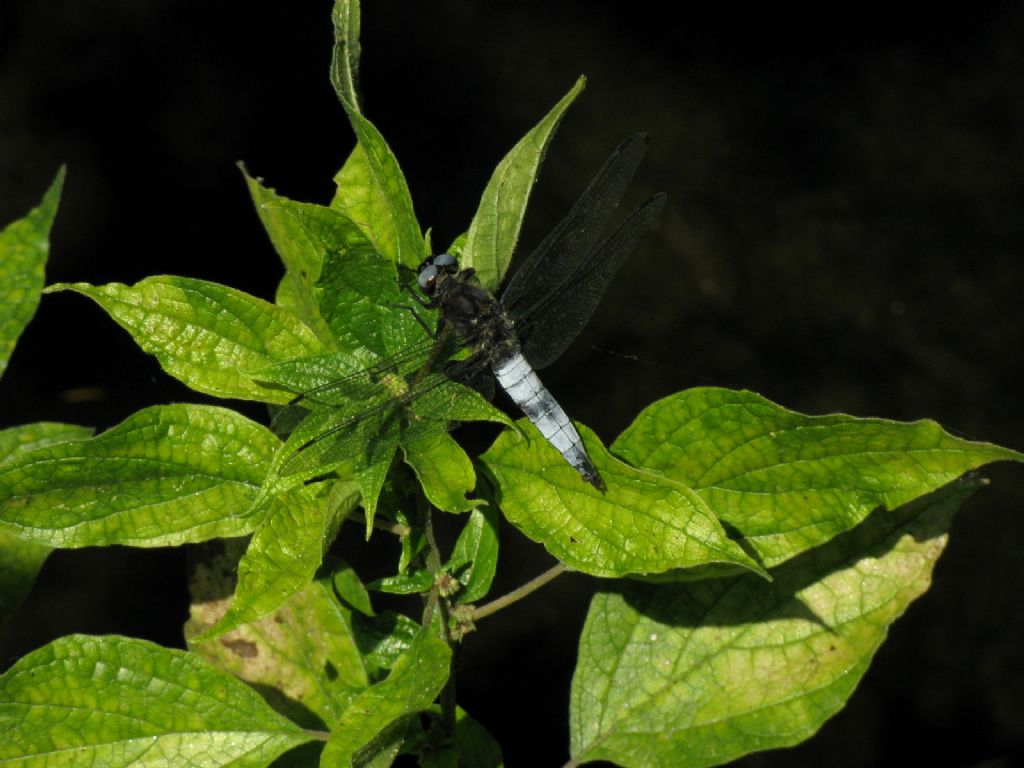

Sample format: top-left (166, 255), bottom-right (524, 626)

top-left (416, 253), bottom-right (518, 363)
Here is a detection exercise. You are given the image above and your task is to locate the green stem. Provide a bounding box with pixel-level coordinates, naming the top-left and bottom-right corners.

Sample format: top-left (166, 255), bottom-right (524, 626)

top-left (472, 563), bottom-right (568, 620)
top-left (422, 506), bottom-right (458, 733)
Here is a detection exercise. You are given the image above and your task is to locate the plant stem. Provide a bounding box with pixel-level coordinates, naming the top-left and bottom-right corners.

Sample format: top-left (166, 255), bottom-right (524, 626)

top-left (341, 510), bottom-right (409, 536)
top-left (472, 562), bottom-right (568, 620)
top-left (422, 506), bottom-right (458, 733)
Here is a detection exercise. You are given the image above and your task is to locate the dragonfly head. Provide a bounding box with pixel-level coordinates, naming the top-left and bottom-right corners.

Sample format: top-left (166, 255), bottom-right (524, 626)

top-left (417, 253), bottom-right (459, 296)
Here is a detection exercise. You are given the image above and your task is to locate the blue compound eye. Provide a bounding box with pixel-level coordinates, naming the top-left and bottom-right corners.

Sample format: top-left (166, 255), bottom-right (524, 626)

top-left (418, 264), bottom-right (439, 293)
top-left (433, 253), bottom-right (457, 269)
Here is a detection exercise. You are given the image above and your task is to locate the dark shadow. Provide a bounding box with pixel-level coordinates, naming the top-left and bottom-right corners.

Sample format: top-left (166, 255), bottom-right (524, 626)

top-left (614, 477), bottom-right (978, 632)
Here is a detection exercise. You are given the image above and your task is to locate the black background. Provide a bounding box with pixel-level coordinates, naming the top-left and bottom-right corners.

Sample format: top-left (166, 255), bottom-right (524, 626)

top-left (1, 2), bottom-right (1022, 766)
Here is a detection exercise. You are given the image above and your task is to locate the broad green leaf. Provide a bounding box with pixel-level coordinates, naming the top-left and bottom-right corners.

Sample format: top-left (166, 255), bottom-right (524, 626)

top-left (321, 628), bottom-right (452, 766)
top-left (258, 369), bottom-right (403, 533)
top-left (330, 0), bottom-right (362, 111)
top-left (187, 542), bottom-right (371, 729)
top-left (0, 634), bottom-right (312, 767)
top-left (403, 424), bottom-right (477, 514)
top-left (446, 505), bottom-right (500, 604)
top-left (316, 247), bottom-right (430, 360)
top-left (331, 112), bottom-right (422, 271)
top-left (481, 420), bottom-right (761, 578)
top-left (0, 424), bottom-right (93, 621)
top-left (369, 568), bottom-right (434, 596)
top-left (461, 77), bottom-right (586, 290)
top-left (350, 609), bottom-right (421, 675)
top-left (333, 560), bottom-right (375, 616)
top-left (0, 405), bottom-right (277, 547)
top-left (0, 422), bottom-right (93, 462)
top-left (569, 479), bottom-right (977, 768)
top-left (614, 387), bottom-right (1023, 567)
top-left (0, 167), bottom-right (63, 379)
top-left (195, 481), bottom-right (359, 641)
top-left (243, 169), bottom-right (348, 346)
top-left (450, 708), bottom-right (504, 768)
top-left (47, 276), bottom-right (324, 403)
top-left (244, 168), bottom-right (325, 286)
top-left (403, 380), bottom-right (513, 517)
top-left (407, 378), bottom-right (513, 431)
top-left (258, 365), bottom-right (507, 532)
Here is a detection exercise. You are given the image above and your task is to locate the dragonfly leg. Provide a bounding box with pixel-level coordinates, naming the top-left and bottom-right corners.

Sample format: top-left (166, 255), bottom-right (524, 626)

top-left (387, 301), bottom-right (436, 336)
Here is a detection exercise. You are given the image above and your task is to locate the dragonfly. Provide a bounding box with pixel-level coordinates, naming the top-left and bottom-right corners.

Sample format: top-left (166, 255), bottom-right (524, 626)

top-left (271, 132), bottom-right (666, 492)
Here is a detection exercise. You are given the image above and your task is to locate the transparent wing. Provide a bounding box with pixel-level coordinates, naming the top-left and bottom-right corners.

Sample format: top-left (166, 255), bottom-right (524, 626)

top-left (275, 370), bottom-right (459, 478)
top-left (514, 193), bottom-right (666, 370)
top-left (271, 338), bottom-right (486, 479)
top-left (500, 133), bottom-right (651, 316)
top-left (498, 133), bottom-right (663, 370)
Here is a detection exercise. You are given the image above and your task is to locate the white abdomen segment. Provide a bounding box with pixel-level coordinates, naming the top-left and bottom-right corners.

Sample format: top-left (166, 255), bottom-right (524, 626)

top-left (491, 352), bottom-right (604, 489)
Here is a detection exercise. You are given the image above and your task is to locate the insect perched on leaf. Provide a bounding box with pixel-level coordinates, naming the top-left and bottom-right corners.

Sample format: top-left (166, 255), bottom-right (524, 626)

top-left (271, 133), bottom-right (665, 491)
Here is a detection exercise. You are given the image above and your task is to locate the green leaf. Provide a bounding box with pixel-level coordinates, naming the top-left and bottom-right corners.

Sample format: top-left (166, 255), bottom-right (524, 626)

top-left (613, 387), bottom-right (1023, 567)
top-left (350, 609), bottom-right (421, 675)
top-left (187, 541), bottom-right (371, 729)
top-left (0, 167), bottom-right (63, 379)
top-left (402, 379), bottom-right (513, 516)
top-left (461, 77), bottom-right (586, 291)
top-left (445, 505), bottom-right (500, 604)
top-left (450, 708), bottom-right (504, 768)
top-left (407, 377), bottom-right (513, 430)
top-left (331, 113), bottom-right (423, 271)
top-left (481, 420), bottom-right (761, 578)
top-left (0, 423), bottom-right (92, 622)
top-left (411, 707), bottom-right (505, 768)
top-left (0, 634), bottom-right (312, 767)
top-left (46, 276), bottom-right (324, 403)
top-left (0, 531), bottom-right (50, 624)
top-left (403, 425), bottom-right (478, 514)
top-left (395, 508), bottom-right (426, 575)
top-left (333, 560), bottom-right (375, 616)
top-left (569, 479), bottom-right (978, 768)
top-left (194, 481), bottom-right (359, 641)
top-left (243, 169), bottom-right (347, 346)
top-left (330, 0), bottom-right (362, 111)
top-left (0, 405), bottom-right (277, 547)
top-left (321, 628), bottom-right (452, 766)
top-left (0, 422), bottom-right (93, 462)
top-left (369, 568), bottom-right (434, 596)
top-left (316, 247), bottom-right (430, 360)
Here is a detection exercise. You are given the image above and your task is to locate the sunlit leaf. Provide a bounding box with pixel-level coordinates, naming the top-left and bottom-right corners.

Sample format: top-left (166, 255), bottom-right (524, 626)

top-left (481, 421), bottom-right (762, 578)
top-left (0, 405), bottom-right (277, 547)
top-left (0, 634), bottom-right (312, 767)
top-left (614, 387), bottom-right (1023, 567)
top-left (0, 423), bottom-right (93, 622)
top-left (320, 628), bottom-right (451, 766)
top-left (446, 505), bottom-right (500, 604)
top-left (569, 479), bottom-right (978, 768)
top-left (316, 247), bottom-right (429, 361)
top-left (46, 277), bottom-right (324, 403)
top-left (331, 113), bottom-right (422, 271)
top-left (193, 481), bottom-right (359, 641)
top-left (242, 169), bottom-right (349, 346)
top-left (330, 0), bottom-right (362, 111)
top-left (0, 167), bottom-right (63, 378)
top-left (187, 541), bottom-right (371, 729)
top-left (461, 77), bottom-right (586, 290)
top-left (403, 425), bottom-right (477, 514)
